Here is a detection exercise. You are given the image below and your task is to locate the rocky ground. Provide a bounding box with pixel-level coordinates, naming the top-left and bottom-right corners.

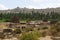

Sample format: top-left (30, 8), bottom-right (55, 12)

top-left (0, 37), bottom-right (18, 40)
top-left (0, 36), bottom-right (60, 40)
top-left (0, 36), bottom-right (52, 40)
top-left (39, 36), bottom-right (52, 40)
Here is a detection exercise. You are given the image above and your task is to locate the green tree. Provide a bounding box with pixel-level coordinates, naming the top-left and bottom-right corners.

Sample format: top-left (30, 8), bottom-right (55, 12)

top-left (11, 16), bottom-right (19, 23)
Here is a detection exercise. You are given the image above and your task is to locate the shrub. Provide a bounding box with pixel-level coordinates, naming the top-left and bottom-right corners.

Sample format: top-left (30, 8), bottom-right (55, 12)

top-left (14, 28), bottom-right (21, 34)
top-left (19, 31), bottom-right (41, 40)
top-left (42, 27), bottom-right (48, 29)
top-left (25, 27), bottom-right (34, 32)
top-left (11, 16), bottom-right (19, 23)
top-left (0, 32), bottom-right (5, 39)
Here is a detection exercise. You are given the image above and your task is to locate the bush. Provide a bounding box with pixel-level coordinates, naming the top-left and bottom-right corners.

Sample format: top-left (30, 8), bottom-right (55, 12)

top-left (25, 27), bottom-right (34, 32)
top-left (11, 16), bottom-right (19, 23)
top-left (42, 27), bottom-right (48, 29)
top-left (0, 32), bottom-right (5, 39)
top-left (19, 31), bottom-right (41, 40)
top-left (14, 28), bottom-right (21, 34)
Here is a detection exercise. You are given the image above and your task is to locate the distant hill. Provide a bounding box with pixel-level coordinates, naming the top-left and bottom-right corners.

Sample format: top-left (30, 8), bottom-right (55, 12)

top-left (0, 7), bottom-right (60, 14)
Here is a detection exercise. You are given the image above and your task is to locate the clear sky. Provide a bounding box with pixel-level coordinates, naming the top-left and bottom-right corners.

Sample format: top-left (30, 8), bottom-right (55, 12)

top-left (0, 0), bottom-right (60, 10)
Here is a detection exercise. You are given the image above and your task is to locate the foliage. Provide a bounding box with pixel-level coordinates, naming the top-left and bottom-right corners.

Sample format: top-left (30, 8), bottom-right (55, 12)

top-left (19, 31), bottom-right (41, 40)
top-left (14, 28), bottom-right (21, 34)
top-left (0, 32), bottom-right (5, 39)
top-left (50, 24), bottom-right (60, 36)
top-left (42, 27), bottom-right (48, 29)
top-left (11, 16), bottom-right (19, 23)
top-left (25, 27), bottom-right (34, 32)
top-left (0, 11), bottom-right (60, 22)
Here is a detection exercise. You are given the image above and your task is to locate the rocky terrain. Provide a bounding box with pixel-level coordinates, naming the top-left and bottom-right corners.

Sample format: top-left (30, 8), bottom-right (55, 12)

top-left (0, 7), bottom-right (60, 14)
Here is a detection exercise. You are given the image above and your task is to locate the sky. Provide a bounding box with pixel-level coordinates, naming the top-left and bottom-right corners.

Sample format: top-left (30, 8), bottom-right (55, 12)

top-left (0, 0), bottom-right (60, 10)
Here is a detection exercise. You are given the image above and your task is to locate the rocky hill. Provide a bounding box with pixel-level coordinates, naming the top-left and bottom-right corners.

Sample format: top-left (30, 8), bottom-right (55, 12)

top-left (0, 7), bottom-right (60, 14)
